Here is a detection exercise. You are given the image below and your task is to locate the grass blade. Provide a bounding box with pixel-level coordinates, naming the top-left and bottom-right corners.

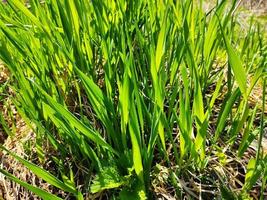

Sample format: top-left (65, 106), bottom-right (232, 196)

top-left (0, 169), bottom-right (63, 200)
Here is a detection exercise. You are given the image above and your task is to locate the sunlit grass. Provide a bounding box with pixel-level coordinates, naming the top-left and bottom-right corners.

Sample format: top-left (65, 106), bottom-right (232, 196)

top-left (0, 0), bottom-right (266, 199)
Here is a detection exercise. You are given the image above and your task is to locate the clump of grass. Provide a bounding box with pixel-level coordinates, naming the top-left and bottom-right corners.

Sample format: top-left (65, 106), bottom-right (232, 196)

top-left (0, 0), bottom-right (266, 199)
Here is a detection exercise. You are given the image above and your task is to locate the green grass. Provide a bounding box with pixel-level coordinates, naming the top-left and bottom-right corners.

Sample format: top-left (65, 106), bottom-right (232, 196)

top-left (0, 0), bottom-right (266, 199)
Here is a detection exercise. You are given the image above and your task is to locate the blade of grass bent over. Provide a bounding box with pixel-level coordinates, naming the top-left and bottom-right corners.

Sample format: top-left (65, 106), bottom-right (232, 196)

top-left (0, 169), bottom-right (63, 200)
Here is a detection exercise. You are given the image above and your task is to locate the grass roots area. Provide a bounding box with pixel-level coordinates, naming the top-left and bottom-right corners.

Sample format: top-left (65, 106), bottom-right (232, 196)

top-left (0, 0), bottom-right (267, 199)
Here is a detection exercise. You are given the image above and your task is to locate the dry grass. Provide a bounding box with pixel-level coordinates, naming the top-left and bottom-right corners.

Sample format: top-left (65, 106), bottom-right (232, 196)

top-left (0, 65), bottom-right (45, 200)
top-left (0, 64), bottom-right (38, 199)
top-left (0, 65), bottom-right (67, 200)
